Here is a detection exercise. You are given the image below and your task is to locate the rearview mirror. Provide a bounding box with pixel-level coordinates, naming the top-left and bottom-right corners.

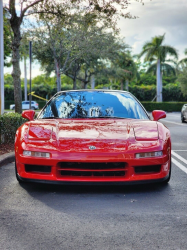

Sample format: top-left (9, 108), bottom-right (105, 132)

top-left (22, 110), bottom-right (35, 121)
top-left (152, 110), bottom-right (166, 121)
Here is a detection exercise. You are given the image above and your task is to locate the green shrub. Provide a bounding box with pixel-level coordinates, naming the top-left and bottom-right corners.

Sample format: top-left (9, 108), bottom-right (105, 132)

top-left (142, 102), bottom-right (185, 112)
top-left (0, 113), bottom-right (27, 144)
top-left (129, 84), bottom-right (187, 102)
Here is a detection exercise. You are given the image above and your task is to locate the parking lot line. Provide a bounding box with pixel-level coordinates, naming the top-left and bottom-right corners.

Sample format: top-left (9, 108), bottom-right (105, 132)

top-left (172, 157), bottom-right (187, 174)
top-left (173, 150), bottom-right (187, 151)
top-left (161, 120), bottom-right (186, 126)
top-left (171, 150), bottom-right (187, 165)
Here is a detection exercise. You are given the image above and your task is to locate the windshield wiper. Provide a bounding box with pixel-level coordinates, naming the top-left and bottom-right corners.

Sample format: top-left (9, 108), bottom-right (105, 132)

top-left (83, 116), bottom-right (126, 119)
top-left (41, 116), bottom-right (59, 119)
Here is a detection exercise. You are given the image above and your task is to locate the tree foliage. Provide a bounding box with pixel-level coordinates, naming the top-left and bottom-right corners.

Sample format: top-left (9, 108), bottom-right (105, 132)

top-left (32, 7), bottom-right (126, 90)
top-left (3, 10), bottom-right (12, 67)
top-left (3, 0), bottom-right (144, 113)
top-left (177, 67), bottom-right (187, 97)
top-left (178, 48), bottom-right (187, 69)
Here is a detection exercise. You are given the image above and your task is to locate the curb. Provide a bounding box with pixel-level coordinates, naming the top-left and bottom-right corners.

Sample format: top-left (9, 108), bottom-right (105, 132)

top-left (0, 151), bottom-right (15, 167)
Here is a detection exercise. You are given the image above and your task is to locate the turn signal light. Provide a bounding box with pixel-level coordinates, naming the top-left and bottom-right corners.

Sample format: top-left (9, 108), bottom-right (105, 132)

top-left (23, 150), bottom-right (50, 158)
top-left (135, 151), bottom-right (163, 159)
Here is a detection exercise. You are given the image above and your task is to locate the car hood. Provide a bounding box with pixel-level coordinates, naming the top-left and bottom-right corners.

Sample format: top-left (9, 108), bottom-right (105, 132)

top-left (27, 119), bottom-right (158, 141)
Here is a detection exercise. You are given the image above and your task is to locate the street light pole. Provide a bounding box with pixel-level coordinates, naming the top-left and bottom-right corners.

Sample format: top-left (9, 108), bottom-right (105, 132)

top-left (0, 0), bottom-right (4, 115)
top-left (29, 41), bottom-right (32, 109)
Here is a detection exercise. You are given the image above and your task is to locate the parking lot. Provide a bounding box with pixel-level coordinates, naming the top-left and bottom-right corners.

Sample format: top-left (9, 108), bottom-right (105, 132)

top-left (0, 112), bottom-right (187, 250)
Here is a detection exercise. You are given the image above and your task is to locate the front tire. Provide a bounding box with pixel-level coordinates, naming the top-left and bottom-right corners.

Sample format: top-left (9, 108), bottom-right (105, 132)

top-left (182, 116), bottom-right (185, 123)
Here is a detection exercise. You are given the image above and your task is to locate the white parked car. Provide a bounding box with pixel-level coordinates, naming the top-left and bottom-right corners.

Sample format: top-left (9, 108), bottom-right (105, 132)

top-left (10, 101), bottom-right (39, 110)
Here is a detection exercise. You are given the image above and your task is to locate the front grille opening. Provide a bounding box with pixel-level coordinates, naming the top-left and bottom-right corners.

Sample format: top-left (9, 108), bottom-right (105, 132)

top-left (59, 162), bottom-right (125, 170)
top-left (134, 165), bottom-right (161, 174)
top-left (58, 162), bottom-right (126, 178)
top-left (60, 170), bottom-right (125, 177)
top-left (25, 164), bottom-right (51, 173)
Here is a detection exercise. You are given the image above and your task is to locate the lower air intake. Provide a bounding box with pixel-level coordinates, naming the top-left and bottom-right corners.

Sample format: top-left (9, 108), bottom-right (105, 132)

top-left (25, 164), bottom-right (51, 173)
top-left (134, 165), bottom-right (161, 174)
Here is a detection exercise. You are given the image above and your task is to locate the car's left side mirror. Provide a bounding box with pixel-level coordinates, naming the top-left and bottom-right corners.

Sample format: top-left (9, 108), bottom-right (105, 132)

top-left (152, 110), bottom-right (166, 121)
top-left (22, 110), bottom-right (35, 121)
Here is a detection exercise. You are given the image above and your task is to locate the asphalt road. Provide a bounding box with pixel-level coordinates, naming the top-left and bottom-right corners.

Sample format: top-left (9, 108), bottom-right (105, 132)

top-left (0, 113), bottom-right (187, 250)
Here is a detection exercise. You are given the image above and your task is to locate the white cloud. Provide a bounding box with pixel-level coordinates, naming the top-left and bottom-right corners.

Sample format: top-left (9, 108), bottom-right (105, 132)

top-left (118, 0), bottom-right (187, 59)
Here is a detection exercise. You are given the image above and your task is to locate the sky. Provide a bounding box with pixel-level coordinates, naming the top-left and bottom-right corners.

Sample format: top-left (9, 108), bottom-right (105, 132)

top-left (4, 0), bottom-right (187, 77)
top-left (118, 0), bottom-right (187, 60)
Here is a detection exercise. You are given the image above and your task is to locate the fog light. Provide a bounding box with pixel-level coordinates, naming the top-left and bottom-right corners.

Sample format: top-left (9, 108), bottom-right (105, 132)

top-left (135, 151), bottom-right (163, 159)
top-left (23, 150), bottom-right (50, 158)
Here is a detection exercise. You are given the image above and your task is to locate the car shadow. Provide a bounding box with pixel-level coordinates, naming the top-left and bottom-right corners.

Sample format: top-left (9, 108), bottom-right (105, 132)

top-left (17, 181), bottom-right (174, 215)
top-left (20, 181), bottom-right (169, 194)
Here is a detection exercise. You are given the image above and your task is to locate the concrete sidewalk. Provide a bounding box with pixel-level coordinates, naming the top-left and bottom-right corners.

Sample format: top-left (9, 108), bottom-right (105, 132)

top-left (0, 151), bottom-right (15, 167)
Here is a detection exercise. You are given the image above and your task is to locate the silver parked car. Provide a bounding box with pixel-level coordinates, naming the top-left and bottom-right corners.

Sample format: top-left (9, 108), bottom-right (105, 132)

top-left (10, 101), bottom-right (39, 110)
top-left (181, 104), bottom-right (187, 123)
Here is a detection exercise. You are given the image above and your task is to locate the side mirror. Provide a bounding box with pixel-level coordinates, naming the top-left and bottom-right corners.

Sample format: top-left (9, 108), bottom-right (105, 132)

top-left (22, 110), bottom-right (35, 121)
top-left (152, 110), bottom-right (166, 121)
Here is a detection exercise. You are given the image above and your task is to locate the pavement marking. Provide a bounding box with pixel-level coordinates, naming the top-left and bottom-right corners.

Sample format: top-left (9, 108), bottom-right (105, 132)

top-left (172, 157), bottom-right (187, 174)
top-left (171, 150), bottom-right (187, 165)
top-left (161, 120), bottom-right (187, 126)
top-left (166, 114), bottom-right (181, 117)
top-left (172, 150), bottom-right (187, 151)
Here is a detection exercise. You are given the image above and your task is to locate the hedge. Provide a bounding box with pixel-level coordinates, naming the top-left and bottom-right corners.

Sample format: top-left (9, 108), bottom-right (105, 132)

top-left (142, 102), bottom-right (185, 112)
top-left (0, 113), bottom-right (27, 144)
top-left (4, 83), bottom-right (187, 103)
top-left (130, 84), bottom-right (186, 102)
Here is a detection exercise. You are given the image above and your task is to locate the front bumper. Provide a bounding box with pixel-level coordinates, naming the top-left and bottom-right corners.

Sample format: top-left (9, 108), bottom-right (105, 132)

top-left (16, 151), bottom-right (170, 184)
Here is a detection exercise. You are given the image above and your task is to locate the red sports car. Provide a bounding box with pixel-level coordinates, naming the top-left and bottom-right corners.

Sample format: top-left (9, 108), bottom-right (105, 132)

top-left (15, 90), bottom-right (171, 185)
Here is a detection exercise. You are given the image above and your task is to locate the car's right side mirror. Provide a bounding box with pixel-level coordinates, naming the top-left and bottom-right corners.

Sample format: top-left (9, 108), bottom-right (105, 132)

top-left (152, 110), bottom-right (166, 121)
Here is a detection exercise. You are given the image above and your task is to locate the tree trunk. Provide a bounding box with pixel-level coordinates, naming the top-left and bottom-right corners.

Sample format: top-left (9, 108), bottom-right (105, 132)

top-left (91, 75), bottom-right (95, 89)
top-left (84, 82), bottom-right (87, 89)
top-left (73, 78), bottom-right (77, 90)
top-left (55, 59), bottom-right (61, 92)
top-left (121, 81), bottom-right (123, 90)
top-left (10, 21), bottom-right (22, 113)
top-left (125, 79), bottom-right (129, 91)
top-left (156, 59), bottom-right (161, 102)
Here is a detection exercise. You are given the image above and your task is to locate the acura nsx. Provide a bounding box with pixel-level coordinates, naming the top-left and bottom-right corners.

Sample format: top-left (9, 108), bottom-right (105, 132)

top-left (15, 90), bottom-right (171, 185)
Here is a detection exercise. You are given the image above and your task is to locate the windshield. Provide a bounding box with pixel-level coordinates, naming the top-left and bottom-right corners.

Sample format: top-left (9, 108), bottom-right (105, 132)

top-left (38, 91), bottom-right (149, 120)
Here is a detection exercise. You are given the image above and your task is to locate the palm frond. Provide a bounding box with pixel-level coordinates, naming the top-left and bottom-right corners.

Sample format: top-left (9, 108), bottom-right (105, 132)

top-left (152, 34), bottom-right (165, 47)
top-left (144, 47), bottom-right (157, 61)
top-left (146, 62), bottom-right (176, 76)
top-left (178, 58), bottom-right (187, 65)
top-left (161, 63), bottom-right (176, 76)
top-left (160, 45), bottom-right (178, 60)
top-left (165, 59), bottom-right (178, 66)
top-left (146, 63), bottom-right (157, 74)
top-left (142, 42), bottom-right (154, 50)
top-left (138, 48), bottom-right (152, 59)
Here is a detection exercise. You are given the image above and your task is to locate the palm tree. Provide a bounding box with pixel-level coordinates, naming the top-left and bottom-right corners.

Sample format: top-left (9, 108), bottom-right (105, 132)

top-left (178, 48), bottom-right (187, 69)
top-left (139, 34), bottom-right (178, 102)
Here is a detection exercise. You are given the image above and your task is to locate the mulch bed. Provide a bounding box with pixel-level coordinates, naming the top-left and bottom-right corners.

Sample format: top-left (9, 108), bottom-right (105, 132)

top-left (0, 143), bottom-right (14, 155)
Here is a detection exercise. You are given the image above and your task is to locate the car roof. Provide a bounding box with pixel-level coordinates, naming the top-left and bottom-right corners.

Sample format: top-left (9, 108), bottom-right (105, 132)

top-left (56, 89), bottom-right (129, 95)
